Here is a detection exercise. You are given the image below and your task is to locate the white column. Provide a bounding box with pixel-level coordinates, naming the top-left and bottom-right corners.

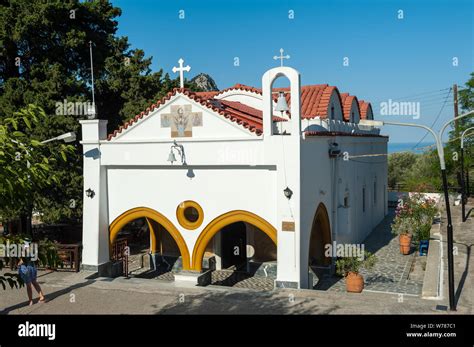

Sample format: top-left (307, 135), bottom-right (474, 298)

top-left (80, 120), bottom-right (109, 271)
top-left (262, 67), bottom-right (303, 288)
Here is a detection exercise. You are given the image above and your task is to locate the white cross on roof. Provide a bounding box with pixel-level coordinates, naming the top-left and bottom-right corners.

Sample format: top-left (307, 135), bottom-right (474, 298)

top-left (273, 48), bottom-right (290, 67)
top-left (172, 58), bottom-right (191, 88)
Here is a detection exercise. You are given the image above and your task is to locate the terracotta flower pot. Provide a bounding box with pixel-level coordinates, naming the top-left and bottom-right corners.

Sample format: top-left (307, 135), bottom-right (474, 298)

top-left (399, 234), bottom-right (412, 255)
top-left (345, 272), bottom-right (364, 293)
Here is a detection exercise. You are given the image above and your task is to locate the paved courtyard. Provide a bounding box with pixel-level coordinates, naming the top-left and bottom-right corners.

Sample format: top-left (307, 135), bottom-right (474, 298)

top-left (0, 269), bottom-right (446, 315)
top-left (315, 209), bottom-right (425, 296)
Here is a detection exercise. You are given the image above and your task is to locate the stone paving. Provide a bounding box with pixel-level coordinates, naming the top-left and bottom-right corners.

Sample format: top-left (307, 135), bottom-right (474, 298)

top-left (315, 209), bottom-right (425, 296)
top-left (134, 269), bottom-right (175, 281)
top-left (210, 269), bottom-right (274, 290)
top-left (0, 269), bottom-right (445, 315)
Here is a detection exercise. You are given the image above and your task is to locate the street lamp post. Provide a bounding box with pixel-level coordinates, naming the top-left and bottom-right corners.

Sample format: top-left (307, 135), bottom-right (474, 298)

top-left (460, 127), bottom-right (474, 222)
top-left (360, 110), bottom-right (474, 311)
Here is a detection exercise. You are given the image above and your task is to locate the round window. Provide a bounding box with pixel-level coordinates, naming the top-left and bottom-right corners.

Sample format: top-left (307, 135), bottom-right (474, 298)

top-left (176, 201), bottom-right (203, 230)
top-left (184, 206), bottom-right (199, 223)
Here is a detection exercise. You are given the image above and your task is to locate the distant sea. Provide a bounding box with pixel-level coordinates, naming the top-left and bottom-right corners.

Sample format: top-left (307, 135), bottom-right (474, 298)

top-left (388, 142), bottom-right (435, 154)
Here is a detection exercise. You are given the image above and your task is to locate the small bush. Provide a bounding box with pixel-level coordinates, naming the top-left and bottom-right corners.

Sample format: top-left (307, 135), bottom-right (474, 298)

top-left (335, 251), bottom-right (376, 277)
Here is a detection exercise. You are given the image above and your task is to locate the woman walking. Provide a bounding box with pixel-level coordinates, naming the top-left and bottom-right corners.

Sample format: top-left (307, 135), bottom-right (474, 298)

top-left (18, 257), bottom-right (46, 305)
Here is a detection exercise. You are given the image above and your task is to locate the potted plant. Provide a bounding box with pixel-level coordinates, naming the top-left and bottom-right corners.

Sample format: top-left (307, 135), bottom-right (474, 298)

top-left (413, 196), bottom-right (437, 255)
top-left (392, 194), bottom-right (438, 255)
top-left (335, 251), bottom-right (376, 293)
top-left (392, 194), bottom-right (417, 254)
top-left (391, 213), bottom-right (413, 255)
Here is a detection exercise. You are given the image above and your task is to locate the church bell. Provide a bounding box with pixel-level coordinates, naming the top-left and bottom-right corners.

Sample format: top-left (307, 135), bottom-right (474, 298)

top-left (274, 91), bottom-right (289, 113)
top-left (168, 150), bottom-right (177, 164)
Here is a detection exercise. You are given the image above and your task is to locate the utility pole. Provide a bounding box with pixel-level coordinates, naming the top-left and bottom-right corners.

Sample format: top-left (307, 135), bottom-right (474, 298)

top-left (453, 84), bottom-right (459, 136)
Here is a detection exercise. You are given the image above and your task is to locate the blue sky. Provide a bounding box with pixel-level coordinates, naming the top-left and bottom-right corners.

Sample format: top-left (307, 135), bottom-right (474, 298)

top-left (112, 0), bottom-right (473, 144)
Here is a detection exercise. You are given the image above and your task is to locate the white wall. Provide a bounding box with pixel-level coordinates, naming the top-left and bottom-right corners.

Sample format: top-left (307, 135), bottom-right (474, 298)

top-left (301, 135), bottom-right (388, 250)
top-left (107, 167), bottom-right (277, 256)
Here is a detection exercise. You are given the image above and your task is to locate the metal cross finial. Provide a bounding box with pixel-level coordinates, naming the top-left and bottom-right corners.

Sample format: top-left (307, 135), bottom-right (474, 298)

top-left (172, 58), bottom-right (191, 88)
top-left (273, 48), bottom-right (290, 67)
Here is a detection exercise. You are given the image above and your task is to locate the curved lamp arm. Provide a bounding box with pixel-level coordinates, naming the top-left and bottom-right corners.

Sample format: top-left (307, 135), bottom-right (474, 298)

top-left (379, 120), bottom-right (444, 169)
top-left (461, 126), bottom-right (474, 149)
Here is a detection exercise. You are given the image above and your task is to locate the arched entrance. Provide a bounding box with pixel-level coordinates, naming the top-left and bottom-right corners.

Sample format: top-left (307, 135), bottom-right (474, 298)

top-left (308, 203), bottom-right (332, 268)
top-left (192, 210), bottom-right (277, 271)
top-left (109, 207), bottom-right (191, 270)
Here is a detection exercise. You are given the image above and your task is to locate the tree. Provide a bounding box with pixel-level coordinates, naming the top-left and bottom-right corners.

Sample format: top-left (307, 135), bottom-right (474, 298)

top-left (0, 105), bottom-right (73, 230)
top-left (0, 0), bottom-right (201, 227)
top-left (445, 72), bottom-right (474, 190)
top-left (387, 152), bottom-right (417, 188)
top-left (402, 150), bottom-right (442, 192)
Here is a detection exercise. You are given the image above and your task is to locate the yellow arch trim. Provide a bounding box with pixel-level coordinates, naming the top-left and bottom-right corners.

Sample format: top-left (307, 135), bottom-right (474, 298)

top-left (109, 207), bottom-right (191, 270)
top-left (145, 218), bottom-right (157, 253)
top-left (191, 210), bottom-right (277, 271)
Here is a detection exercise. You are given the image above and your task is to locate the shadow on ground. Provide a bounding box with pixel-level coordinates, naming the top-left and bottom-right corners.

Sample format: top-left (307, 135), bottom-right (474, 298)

top-left (1, 279), bottom-right (95, 314)
top-left (153, 290), bottom-right (341, 315)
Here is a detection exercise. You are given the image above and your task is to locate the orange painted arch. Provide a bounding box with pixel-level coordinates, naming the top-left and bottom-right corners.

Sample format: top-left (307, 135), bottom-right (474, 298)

top-left (191, 210), bottom-right (277, 271)
top-left (109, 207), bottom-right (191, 270)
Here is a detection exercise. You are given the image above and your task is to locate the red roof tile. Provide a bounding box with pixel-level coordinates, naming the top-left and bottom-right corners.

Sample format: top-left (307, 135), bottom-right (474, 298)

top-left (107, 84), bottom-right (371, 140)
top-left (358, 100), bottom-right (373, 119)
top-left (107, 88), bottom-right (264, 140)
top-left (212, 83), bottom-right (342, 119)
top-left (195, 91), bottom-right (219, 100)
top-left (340, 93), bottom-right (360, 121)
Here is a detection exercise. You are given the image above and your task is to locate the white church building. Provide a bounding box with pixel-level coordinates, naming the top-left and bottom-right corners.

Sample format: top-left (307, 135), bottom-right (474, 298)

top-left (80, 61), bottom-right (388, 289)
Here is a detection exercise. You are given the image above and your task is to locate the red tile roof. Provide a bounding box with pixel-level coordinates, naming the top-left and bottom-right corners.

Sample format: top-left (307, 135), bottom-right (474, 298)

top-left (273, 84), bottom-right (334, 119)
top-left (107, 84), bottom-right (372, 140)
top-left (340, 93), bottom-right (361, 121)
top-left (358, 100), bottom-right (373, 119)
top-left (107, 88), bottom-right (264, 140)
top-left (195, 91), bottom-right (219, 100)
top-left (203, 83), bottom-right (344, 119)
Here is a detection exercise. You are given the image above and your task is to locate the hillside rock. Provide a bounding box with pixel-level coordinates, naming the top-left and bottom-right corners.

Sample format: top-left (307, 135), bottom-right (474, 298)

top-left (191, 73), bottom-right (218, 91)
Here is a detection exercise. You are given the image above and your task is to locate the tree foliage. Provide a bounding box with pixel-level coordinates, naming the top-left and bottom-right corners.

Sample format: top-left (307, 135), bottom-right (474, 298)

top-left (0, 0), bottom-right (201, 224)
top-left (0, 105), bottom-right (74, 221)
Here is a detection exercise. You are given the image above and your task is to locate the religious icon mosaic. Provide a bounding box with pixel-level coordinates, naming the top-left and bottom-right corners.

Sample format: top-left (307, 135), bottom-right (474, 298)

top-left (161, 104), bottom-right (203, 137)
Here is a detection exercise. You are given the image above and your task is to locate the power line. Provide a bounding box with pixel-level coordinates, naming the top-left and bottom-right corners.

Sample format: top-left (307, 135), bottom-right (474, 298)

top-left (421, 101), bottom-right (454, 108)
top-left (371, 88), bottom-right (451, 104)
top-left (421, 100), bottom-right (454, 106)
top-left (415, 94), bottom-right (454, 103)
top-left (411, 88), bottom-right (452, 150)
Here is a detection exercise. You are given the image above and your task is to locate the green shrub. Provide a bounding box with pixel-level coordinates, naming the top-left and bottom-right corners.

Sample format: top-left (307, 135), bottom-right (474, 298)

top-left (335, 251), bottom-right (376, 277)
